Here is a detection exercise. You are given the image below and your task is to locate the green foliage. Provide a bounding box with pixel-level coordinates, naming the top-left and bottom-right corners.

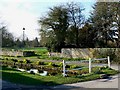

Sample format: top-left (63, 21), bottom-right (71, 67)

top-left (18, 60), bottom-right (23, 63)
top-left (1, 26), bottom-right (15, 47)
top-left (49, 57), bottom-right (84, 61)
top-left (39, 2), bottom-right (85, 52)
top-left (37, 55), bottom-right (48, 59)
top-left (1, 62), bottom-right (119, 86)
top-left (1, 67), bottom-right (78, 85)
top-left (23, 51), bottom-right (36, 57)
top-left (48, 62), bottom-right (55, 66)
top-left (58, 62), bottom-right (63, 67)
top-left (23, 59), bottom-right (31, 64)
top-left (93, 48), bottom-right (120, 64)
top-left (70, 65), bottom-right (78, 69)
top-left (65, 65), bottom-right (70, 68)
top-left (11, 58), bottom-right (18, 62)
top-left (90, 2), bottom-right (119, 47)
top-left (36, 61), bottom-right (45, 65)
top-left (50, 57), bottom-right (63, 60)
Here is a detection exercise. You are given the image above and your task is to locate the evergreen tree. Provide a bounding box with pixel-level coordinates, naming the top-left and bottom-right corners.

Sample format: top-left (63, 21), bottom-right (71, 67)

top-left (90, 1), bottom-right (120, 47)
top-left (33, 37), bottom-right (39, 47)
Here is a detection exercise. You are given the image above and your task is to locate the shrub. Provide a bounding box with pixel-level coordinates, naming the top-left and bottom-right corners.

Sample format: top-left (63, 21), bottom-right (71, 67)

top-left (12, 59), bottom-right (18, 62)
top-left (100, 66), bottom-right (109, 70)
top-left (18, 60), bottom-right (23, 63)
top-left (36, 61), bottom-right (45, 65)
top-left (23, 59), bottom-right (31, 64)
top-left (67, 70), bottom-right (79, 76)
top-left (58, 62), bottom-right (63, 67)
top-left (23, 66), bottom-right (31, 70)
top-left (0, 58), bottom-right (4, 60)
top-left (30, 71), bottom-right (35, 74)
top-left (52, 64), bottom-right (59, 67)
top-left (66, 65), bottom-right (70, 68)
top-left (5, 58), bottom-right (9, 60)
top-left (47, 69), bottom-right (60, 76)
top-left (70, 65), bottom-right (78, 69)
top-left (23, 51), bottom-right (36, 57)
top-left (16, 56), bottom-right (21, 57)
top-left (93, 48), bottom-right (118, 63)
top-left (11, 65), bottom-right (17, 68)
top-left (38, 55), bottom-right (48, 59)
top-left (51, 57), bottom-right (61, 60)
top-left (48, 62), bottom-right (54, 66)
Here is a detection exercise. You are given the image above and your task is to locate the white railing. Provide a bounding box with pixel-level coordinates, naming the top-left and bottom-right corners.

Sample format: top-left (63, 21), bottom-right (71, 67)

top-left (62, 56), bottom-right (110, 77)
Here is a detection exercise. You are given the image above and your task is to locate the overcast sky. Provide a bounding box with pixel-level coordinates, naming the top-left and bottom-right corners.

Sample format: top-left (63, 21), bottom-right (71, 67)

top-left (0, 0), bottom-right (95, 40)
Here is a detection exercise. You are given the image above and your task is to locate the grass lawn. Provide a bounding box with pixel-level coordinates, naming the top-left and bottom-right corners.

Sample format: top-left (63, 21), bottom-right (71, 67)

top-left (1, 66), bottom-right (119, 86)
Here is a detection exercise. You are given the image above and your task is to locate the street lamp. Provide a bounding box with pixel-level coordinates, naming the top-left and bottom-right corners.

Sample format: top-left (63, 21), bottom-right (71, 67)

top-left (23, 27), bottom-right (25, 47)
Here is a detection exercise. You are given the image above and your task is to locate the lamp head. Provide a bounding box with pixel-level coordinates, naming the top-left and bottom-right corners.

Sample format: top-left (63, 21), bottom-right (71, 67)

top-left (23, 28), bottom-right (25, 30)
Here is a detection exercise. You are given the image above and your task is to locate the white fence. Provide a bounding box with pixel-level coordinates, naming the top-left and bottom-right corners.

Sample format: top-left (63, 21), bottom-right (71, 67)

top-left (62, 56), bottom-right (110, 77)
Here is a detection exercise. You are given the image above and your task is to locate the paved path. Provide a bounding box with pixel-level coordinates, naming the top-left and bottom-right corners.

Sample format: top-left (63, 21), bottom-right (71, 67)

top-left (1, 64), bottom-right (119, 90)
top-left (53, 75), bottom-right (119, 89)
top-left (53, 64), bottom-right (120, 89)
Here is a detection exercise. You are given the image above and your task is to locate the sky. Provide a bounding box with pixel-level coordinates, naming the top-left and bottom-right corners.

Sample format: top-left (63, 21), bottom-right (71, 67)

top-left (0, 0), bottom-right (95, 40)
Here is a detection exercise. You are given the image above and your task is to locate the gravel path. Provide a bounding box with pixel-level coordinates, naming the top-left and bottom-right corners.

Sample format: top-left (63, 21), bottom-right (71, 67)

top-left (1, 64), bottom-right (119, 90)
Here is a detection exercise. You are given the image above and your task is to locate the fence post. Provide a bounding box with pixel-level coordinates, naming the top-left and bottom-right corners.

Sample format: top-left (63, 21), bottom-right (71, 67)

top-left (107, 56), bottom-right (111, 68)
top-left (89, 58), bottom-right (92, 73)
top-left (63, 60), bottom-right (66, 77)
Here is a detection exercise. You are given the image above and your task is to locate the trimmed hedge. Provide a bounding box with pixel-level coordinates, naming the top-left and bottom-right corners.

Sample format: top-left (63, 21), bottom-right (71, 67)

top-left (23, 51), bottom-right (36, 56)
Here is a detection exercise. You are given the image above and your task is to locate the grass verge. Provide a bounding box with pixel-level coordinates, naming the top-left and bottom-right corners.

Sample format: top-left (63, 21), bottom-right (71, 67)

top-left (1, 66), bottom-right (119, 86)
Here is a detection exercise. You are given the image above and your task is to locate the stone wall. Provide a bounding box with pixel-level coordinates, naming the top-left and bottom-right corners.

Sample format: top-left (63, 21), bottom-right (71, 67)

top-left (49, 48), bottom-right (115, 59)
top-left (49, 48), bottom-right (95, 59)
top-left (61, 48), bottom-right (94, 59)
top-left (0, 50), bottom-right (23, 56)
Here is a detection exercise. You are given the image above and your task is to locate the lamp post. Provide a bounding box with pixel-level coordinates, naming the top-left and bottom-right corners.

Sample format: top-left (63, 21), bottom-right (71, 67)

top-left (23, 27), bottom-right (25, 47)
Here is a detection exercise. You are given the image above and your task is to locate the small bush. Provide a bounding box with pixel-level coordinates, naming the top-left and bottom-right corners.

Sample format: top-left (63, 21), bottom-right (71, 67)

top-left (11, 65), bottom-right (17, 68)
top-left (30, 71), bottom-right (35, 74)
top-left (70, 65), bottom-right (78, 69)
top-left (12, 59), bottom-right (18, 62)
top-left (38, 55), bottom-right (48, 59)
top-left (0, 58), bottom-right (4, 60)
top-left (58, 62), bottom-right (63, 67)
top-left (51, 57), bottom-right (61, 60)
top-left (48, 62), bottom-right (54, 66)
top-left (16, 56), bottom-right (21, 57)
top-left (66, 65), bottom-right (70, 68)
top-left (5, 58), bottom-right (9, 60)
top-left (52, 64), bottom-right (59, 67)
top-left (18, 60), bottom-right (23, 63)
top-left (23, 51), bottom-right (36, 57)
top-left (36, 61), bottom-right (45, 65)
top-left (23, 59), bottom-right (31, 64)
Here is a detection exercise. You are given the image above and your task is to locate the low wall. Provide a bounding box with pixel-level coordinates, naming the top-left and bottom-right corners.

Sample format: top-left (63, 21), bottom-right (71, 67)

top-left (49, 48), bottom-right (94, 59)
top-left (61, 48), bottom-right (94, 59)
top-left (0, 50), bottom-right (23, 56)
top-left (50, 48), bottom-right (117, 59)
